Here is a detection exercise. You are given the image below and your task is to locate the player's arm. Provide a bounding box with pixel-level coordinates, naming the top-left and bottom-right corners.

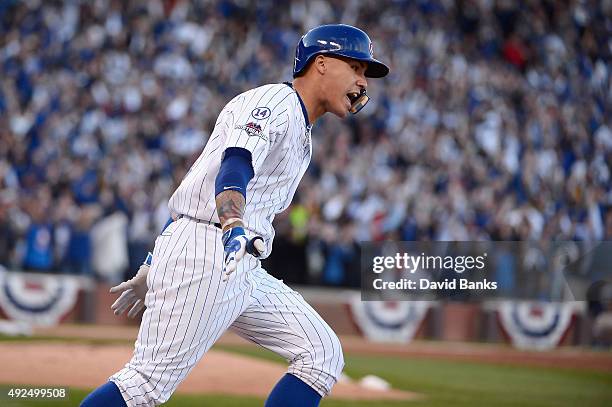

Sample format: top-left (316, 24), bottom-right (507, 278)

top-left (215, 147), bottom-right (265, 280)
top-left (215, 146), bottom-right (250, 230)
top-left (216, 91), bottom-right (288, 277)
top-left (216, 189), bottom-right (245, 227)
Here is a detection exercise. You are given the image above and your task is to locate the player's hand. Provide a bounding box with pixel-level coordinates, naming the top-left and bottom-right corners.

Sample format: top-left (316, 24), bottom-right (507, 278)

top-left (110, 253), bottom-right (151, 318)
top-left (222, 226), bottom-right (265, 281)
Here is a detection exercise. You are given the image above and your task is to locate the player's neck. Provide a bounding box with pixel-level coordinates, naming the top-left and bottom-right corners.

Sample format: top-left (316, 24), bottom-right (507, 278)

top-left (293, 78), bottom-right (324, 123)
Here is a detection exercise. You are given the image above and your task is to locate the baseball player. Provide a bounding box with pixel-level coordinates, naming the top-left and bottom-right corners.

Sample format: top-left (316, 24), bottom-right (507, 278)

top-left (81, 24), bottom-right (388, 407)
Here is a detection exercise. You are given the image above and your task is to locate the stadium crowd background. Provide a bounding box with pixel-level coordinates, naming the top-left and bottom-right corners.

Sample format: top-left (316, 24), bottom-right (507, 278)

top-left (0, 0), bottom-right (610, 288)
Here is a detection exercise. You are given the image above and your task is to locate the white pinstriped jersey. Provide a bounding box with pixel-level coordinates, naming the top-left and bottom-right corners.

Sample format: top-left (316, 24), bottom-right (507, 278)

top-left (168, 83), bottom-right (312, 258)
top-left (110, 85), bottom-right (344, 407)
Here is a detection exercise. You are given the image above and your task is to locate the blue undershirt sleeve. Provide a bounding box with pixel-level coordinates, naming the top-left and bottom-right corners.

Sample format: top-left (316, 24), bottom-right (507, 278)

top-left (214, 147), bottom-right (255, 198)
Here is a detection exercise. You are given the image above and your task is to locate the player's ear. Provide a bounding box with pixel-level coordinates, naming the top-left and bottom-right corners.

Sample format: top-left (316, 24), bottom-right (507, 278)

top-left (313, 55), bottom-right (327, 75)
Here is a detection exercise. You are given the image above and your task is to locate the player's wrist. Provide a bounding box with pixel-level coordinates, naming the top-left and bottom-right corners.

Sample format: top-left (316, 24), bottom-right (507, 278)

top-left (221, 217), bottom-right (244, 232)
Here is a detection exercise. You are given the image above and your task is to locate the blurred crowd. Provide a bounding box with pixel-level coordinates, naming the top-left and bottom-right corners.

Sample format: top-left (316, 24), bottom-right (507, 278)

top-left (0, 0), bottom-right (610, 287)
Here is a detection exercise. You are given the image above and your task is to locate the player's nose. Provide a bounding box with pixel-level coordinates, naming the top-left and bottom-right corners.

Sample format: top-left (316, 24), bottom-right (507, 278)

top-left (357, 75), bottom-right (367, 90)
top-left (356, 66), bottom-right (368, 89)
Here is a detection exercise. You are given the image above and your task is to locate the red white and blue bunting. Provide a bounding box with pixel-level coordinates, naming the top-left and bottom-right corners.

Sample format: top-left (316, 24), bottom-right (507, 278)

top-left (497, 301), bottom-right (576, 350)
top-left (350, 294), bottom-right (430, 343)
top-left (0, 266), bottom-right (80, 326)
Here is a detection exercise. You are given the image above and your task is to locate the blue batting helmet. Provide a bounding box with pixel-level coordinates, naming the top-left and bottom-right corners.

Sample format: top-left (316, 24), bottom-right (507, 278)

top-left (293, 24), bottom-right (389, 78)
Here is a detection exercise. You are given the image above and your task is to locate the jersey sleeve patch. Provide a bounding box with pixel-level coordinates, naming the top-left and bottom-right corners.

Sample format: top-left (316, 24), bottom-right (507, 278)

top-left (251, 107), bottom-right (271, 120)
top-left (234, 122), bottom-right (267, 141)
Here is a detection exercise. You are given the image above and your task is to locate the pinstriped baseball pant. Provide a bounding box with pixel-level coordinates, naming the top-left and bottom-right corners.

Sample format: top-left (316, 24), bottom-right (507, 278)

top-left (109, 217), bottom-right (344, 406)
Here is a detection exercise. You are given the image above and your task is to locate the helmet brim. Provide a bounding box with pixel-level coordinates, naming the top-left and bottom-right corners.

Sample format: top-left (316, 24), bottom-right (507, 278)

top-left (293, 51), bottom-right (390, 78)
top-left (364, 58), bottom-right (389, 78)
top-left (328, 51), bottom-right (389, 78)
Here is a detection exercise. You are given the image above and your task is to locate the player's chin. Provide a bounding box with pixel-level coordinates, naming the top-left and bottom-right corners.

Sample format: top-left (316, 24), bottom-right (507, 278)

top-left (331, 101), bottom-right (350, 118)
top-left (332, 109), bottom-right (349, 119)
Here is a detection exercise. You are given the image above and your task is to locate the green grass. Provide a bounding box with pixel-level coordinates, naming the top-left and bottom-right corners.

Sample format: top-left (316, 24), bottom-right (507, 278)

top-left (2, 341), bottom-right (611, 406)
top-left (0, 388), bottom-right (413, 407)
top-left (214, 344), bottom-right (612, 407)
top-left (342, 355), bottom-right (611, 407)
top-left (0, 389), bottom-right (263, 407)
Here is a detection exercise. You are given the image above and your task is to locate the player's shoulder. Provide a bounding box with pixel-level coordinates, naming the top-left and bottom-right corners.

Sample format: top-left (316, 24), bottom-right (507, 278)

top-left (237, 83), bottom-right (296, 110)
top-left (243, 83), bottom-right (295, 100)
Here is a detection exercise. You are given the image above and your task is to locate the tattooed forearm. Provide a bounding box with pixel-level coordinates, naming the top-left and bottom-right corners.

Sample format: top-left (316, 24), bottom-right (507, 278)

top-left (216, 190), bottom-right (245, 231)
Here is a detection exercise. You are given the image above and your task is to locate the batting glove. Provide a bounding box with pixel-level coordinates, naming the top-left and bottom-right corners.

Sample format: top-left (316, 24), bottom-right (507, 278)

top-left (222, 226), bottom-right (265, 281)
top-left (110, 252), bottom-right (151, 318)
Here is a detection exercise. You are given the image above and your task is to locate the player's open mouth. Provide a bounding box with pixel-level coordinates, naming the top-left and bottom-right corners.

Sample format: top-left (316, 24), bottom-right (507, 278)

top-left (346, 92), bottom-right (360, 105)
top-left (345, 92), bottom-right (359, 110)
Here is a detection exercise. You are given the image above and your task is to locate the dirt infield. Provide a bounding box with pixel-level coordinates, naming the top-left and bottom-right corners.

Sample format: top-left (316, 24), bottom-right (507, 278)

top-left (337, 336), bottom-right (612, 372)
top-left (0, 342), bottom-right (418, 401)
top-left (2, 323), bottom-right (611, 403)
top-left (33, 324), bottom-right (612, 372)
